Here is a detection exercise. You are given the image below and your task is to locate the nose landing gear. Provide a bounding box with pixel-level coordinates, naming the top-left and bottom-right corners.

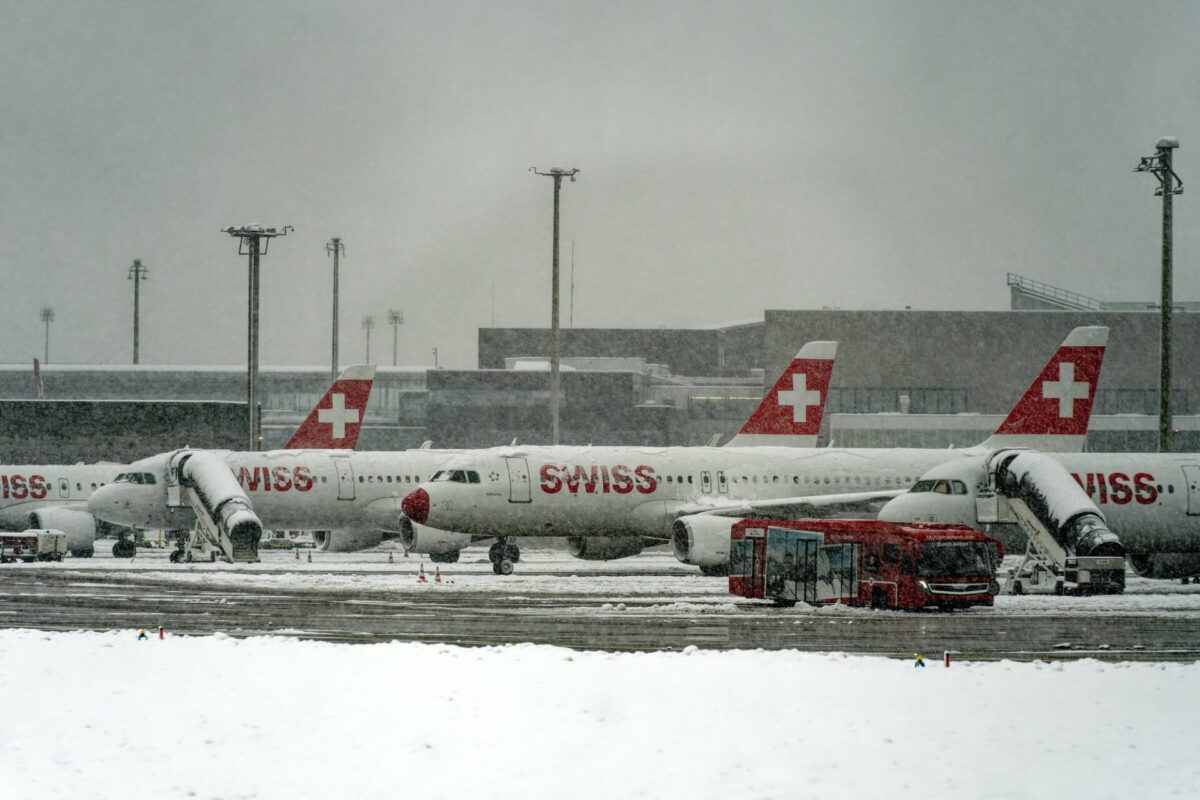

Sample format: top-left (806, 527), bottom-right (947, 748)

top-left (488, 538), bottom-right (520, 575)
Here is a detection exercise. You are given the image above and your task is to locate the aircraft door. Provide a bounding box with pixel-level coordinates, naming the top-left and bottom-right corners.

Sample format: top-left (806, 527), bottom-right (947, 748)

top-left (506, 457), bottom-right (532, 503)
top-left (58, 478), bottom-right (69, 499)
top-left (1184, 465), bottom-right (1200, 516)
top-left (333, 458), bottom-right (355, 501)
top-left (700, 471), bottom-right (712, 494)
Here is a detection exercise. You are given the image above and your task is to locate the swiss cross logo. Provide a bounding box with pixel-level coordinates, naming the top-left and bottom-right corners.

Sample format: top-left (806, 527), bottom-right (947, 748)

top-left (1042, 362), bottom-right (1089, 418)
top-left (317, 393), bottom-right (360, 440)
top-left (777, 373), bottom-right (821, 423)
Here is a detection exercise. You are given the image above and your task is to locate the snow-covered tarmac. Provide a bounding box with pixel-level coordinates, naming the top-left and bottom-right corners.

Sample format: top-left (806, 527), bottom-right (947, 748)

top-left (2, 628), bottom-right (1196, 800)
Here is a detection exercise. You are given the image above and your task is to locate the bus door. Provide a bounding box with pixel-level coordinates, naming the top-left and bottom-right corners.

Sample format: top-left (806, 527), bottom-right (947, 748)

top-left (1183, 465), bottom-right (1200, 516)
top-left (816, 543), bottom-right (859, 602)
top-left (333, 458), bottom-right (355, 501)
top-left (730, 526), bottom-right (767, 598)
top-left (767, 527), bottom-right (823, 604)
top-left (506, 457), bottom-right (532, 503)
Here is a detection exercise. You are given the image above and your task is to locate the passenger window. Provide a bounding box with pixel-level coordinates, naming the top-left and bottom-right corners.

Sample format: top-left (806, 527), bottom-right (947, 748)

top-left (75, 483), bottom-right (82, 491)
top-left (666, 475), bottom-right (673, 483)
top-left (358, 476), bottom-right (364, 483)
top-left (677, 475), bottom-right (683, 484)
top-left (386, 476), bottom-right (393, 483)
top-left (883, 544), bottom-right (900, 563)
top-left (687, 476), bottom-right (693, 484)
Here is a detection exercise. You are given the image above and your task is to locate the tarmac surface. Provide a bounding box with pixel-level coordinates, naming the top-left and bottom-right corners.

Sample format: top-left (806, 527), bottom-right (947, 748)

top-left (2, 542), bottom-right (1200, 661)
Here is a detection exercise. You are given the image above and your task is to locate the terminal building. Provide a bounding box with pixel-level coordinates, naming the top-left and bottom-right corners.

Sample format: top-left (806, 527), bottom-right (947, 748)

top-left (1, 274), bottom-right (1195, 462)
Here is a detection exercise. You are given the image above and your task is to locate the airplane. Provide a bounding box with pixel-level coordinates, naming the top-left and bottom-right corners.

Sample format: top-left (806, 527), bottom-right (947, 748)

top-left (878, 451), bottom-right (1200, 581)
top-left (0, 365), bottom-right (375, 558)
top-left (396, 327), bottom-right (1115, 574)
top-left (85, 342), bottom-right (841, 559)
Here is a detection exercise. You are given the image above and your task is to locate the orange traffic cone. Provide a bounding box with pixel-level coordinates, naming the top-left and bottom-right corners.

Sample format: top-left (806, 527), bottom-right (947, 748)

top-left (388, 551), bottom-right (394, 564)
top-left (434, 566), bottom-right (442, 583)
top-left (306, 550), bottom-right (312, 563)
top-left (418, 563), bottom-right (428, 583)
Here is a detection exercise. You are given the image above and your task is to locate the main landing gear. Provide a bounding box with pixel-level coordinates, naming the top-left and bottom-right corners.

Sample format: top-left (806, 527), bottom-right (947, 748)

top-left (489, 538), bottom-right (520, 575)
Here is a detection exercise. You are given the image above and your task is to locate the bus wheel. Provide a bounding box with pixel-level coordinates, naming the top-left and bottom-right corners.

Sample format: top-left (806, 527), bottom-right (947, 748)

top-left (870, 588), bottom-right (888, 609)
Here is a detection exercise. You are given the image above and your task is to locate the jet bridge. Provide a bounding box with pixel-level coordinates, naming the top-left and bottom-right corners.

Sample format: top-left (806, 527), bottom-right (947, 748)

top-left (976, 450), bottom-right (1125, 593)
top-left (166, 450), bottom-right (262, 563)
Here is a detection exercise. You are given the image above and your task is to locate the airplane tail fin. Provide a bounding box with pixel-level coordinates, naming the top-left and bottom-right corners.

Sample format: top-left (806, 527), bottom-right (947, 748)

top-left (725, 341), bottom-right (836, 447)
top-left (283, 365), bottom-right (375, 450)
top-left (980, 326), bottom-right (1107, 453)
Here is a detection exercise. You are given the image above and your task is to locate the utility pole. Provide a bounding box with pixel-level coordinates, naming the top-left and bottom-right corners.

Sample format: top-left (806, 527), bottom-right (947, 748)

top-left (128, 259), bottom-right (148, 364)
top-left (388, 310), bottom-right (403, 366)
top-left (222, 225), bottom-right (292, 451)
top-left (569, 239), bottom-right (575, 328)
top-left (1135, 138), bottom-right (1184, 452)
top-left (530, 166), bottom-right (580, 445)
top-left (362, 315), bottom-right (375, 362)
top-left (327, 237), bottom-right (345, 378)
top-left (432, 347), bottom-right (439, 369)
top-left (39, 307), bottom-right (54, 363)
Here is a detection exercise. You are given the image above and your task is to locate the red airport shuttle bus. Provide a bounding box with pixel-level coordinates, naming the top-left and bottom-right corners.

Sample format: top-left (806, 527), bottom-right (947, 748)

top-left (728, 518), bottom-right (1002, 610)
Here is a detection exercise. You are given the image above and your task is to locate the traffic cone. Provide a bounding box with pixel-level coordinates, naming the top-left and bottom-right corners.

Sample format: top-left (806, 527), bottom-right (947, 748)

top-left (294, 548), bottom-right (300, 560)
top-left (158, 626), bottom-right (164, 640)
top-left (434, 566), bottom-right (442, 583)
top-left (388, 551), bottom-right (394, 565)
top-left (418, 564), bottom-right (428, 583)
top-left (404, 548), bottom-right (410, 558)
top-left (306, 550), bottom-right (312, 563)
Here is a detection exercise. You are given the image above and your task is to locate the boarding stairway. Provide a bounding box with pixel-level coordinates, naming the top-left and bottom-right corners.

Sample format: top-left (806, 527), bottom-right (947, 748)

top-left (166, 450), bottom-right (263, 563)
top-left (976, 450), bottom-right (1126, 594)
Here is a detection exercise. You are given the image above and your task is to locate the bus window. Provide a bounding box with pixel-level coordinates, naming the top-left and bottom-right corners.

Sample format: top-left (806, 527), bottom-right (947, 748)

top-left (883, 543), bottom-right (900, 564)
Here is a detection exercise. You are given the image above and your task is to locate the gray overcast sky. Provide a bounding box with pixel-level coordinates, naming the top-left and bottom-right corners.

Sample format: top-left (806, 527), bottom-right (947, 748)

top-left (1, 0), bottom-right (1196, 369)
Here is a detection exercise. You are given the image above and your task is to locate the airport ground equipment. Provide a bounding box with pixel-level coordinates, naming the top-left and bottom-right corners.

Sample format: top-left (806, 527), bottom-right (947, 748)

top-left (0, 530), bottom-right (67, 562)
top-left (979, 450), bottom-right (1126, 594)
top-left (165, 450), bottom-right (263, 563)
top-left (728, 518), bottom-right (1001, 610)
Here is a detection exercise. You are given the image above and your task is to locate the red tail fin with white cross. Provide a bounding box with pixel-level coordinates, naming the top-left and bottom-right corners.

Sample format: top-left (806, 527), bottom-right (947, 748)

top-left (981, 326), bottom-right (1107, 453)
top-left (283, 365), bottom-right (375, 450)
top-left (726, 341), bottom-right (836, 447)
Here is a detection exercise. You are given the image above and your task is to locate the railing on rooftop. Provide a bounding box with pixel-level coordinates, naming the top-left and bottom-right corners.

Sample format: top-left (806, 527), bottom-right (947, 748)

top-left (1007, 273), bottom-right (1105, 311)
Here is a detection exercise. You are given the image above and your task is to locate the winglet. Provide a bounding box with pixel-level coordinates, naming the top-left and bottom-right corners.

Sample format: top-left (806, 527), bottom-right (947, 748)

top-left (726, 341), bottom-right (836, 447)
top-left (981, 326), bottom-right (1108, 453)
top-left (283, 365), bottom-right (376, 450)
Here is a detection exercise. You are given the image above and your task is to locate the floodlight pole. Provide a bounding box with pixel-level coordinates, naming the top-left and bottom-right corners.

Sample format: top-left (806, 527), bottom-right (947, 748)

top-left (39, 307), bottom-right (54, 364)
top-left (530, 166), bottom-right (579, 445)
top-left (223, 225), bottom-right (292, 451)
top-left (388, 310), bottom-right (403, 366)
top-left (362, 315), bottom-right (375, 362)
top-left (327, 237), bottom-right (344, 378)
top-left (1135, 138), bottom-right (1184, 452)
top-left (128, 259), bottom-right (148, 364)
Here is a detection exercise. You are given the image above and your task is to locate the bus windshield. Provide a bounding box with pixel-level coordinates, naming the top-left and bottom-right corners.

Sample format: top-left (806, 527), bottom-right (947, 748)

top-left (918, 541), bottom-right (993, 576)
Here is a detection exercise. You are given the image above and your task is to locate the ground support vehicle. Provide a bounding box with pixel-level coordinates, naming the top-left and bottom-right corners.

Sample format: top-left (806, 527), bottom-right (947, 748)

top-left (0, 530), bottom-right (68, 562)
top-left (728, 518), bottom-right (1001, 610)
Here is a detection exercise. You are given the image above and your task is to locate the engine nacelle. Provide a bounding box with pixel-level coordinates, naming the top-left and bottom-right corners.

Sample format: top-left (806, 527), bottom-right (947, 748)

top-left (565, 536), bottom-right (646, 561)
top-left (313, 529), bottom-right (385, 552)
top-left (1129, 554), bottom-right (1200, 580)
top-left (671, 515), bottom-right (736, 567)
top-left (28, 507), bottom-right (97, 554)
top-left (398, 520), bottom-right (472, 555)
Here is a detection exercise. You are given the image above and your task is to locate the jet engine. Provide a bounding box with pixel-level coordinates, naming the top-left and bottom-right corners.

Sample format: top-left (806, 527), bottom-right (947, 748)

top-left (565, 535), bottom-right (646, 561)
top-left (313, 529), bottom-right (386, 552)
top-left (398, 520), bottom-right (471, 559)
top-left (1129, 554), bottom-right (1200, 580)
top-left (671, 515), bottom-right (736, 573)
top-left (29, 507), bottom-right (97, 556)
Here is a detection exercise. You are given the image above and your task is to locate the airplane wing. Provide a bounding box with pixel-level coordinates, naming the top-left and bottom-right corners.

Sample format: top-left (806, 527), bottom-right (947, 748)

top-left (675, 489), bottom-right (906, 520)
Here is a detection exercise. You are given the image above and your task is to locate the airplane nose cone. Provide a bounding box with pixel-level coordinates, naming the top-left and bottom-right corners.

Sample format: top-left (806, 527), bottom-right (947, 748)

top-left (401, 488), bottom-right (430, 524)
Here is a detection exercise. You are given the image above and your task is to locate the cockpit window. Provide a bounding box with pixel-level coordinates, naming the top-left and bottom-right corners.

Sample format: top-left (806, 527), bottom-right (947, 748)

top-left (467, 471), bottom-right (480, 484)
top-left (951, 480), bottom-right (968, 495)
top-left (910, 480), bottom-right (935, 493)
top-left (430, 471), bottom-right (444, 482)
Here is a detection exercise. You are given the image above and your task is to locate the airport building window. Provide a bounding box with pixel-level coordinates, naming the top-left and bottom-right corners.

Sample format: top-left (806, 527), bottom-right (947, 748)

top-left (827, 387), bottom-right (968, 414)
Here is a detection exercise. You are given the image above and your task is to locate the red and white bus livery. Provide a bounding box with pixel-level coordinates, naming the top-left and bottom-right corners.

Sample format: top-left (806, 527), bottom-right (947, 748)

top-left (728, 518), bottom-right (1002, 610)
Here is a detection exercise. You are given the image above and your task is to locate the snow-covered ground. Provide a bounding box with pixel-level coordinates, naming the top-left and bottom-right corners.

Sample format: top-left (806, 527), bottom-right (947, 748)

top-left (1, 629), bottom-right (1196, 800)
